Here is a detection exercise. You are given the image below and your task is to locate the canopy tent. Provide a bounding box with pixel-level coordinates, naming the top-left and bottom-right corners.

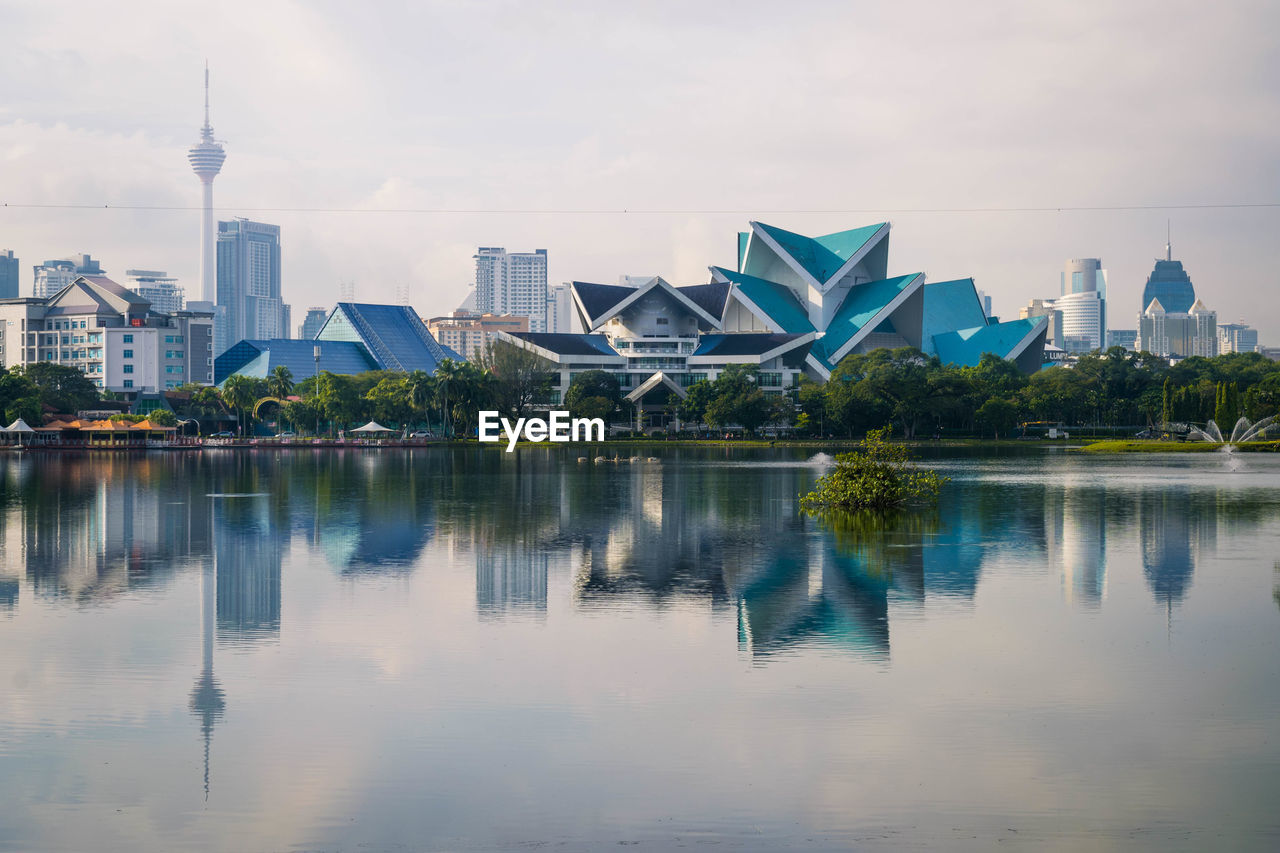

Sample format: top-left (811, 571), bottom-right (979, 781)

top-left (349, 421), bottom-right (395, 433)
top-left (3, 418), bottom-right (36, 433)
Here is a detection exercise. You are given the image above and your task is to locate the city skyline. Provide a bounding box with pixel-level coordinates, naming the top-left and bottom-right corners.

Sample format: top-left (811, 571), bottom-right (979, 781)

top-left (0, 1), bottom-right (1277, 341)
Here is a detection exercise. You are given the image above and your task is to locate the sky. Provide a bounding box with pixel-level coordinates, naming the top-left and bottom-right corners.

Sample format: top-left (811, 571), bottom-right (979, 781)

top-left (1, 0), bottom-right (1277, 340)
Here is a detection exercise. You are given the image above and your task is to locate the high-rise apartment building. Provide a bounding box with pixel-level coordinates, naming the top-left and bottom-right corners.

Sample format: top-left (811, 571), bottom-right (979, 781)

top-left (473, 247), bottom-right (549, 333)
top-left (546, 283), bottom-right (574, 333)
top-left (1141, 239), bottom-right (1195, 314)
top-left (1218, 322), bottom-right (1259, 354)
top-left (216, 218), bottom-right (287, 354)
top-left (0, 250), bottom-right (18, 299)
top-left (125, 270), bottom-right (184, 314)
top-left (33, 254), bottom-right (105, 299)
top-left (1058, 259), bottom-right (1107, 352)
top-left (298, 307), bottom-right (328, 341)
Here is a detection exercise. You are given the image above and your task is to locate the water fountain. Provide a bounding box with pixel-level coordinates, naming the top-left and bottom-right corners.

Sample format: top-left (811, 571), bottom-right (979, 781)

top-left (1186, 415), bottom-right (1277, 447)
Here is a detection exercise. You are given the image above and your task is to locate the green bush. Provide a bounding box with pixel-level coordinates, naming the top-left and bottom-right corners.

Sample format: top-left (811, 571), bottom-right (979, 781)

top-left (800, 427), bottom-right (946, 511)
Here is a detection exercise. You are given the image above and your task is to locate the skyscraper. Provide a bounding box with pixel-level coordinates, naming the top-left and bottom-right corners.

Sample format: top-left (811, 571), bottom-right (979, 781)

top-left (0, 250), bottom-right (18, 299)
top-left (1141, 237), bottom-right (1195, 314)
top-left (1057, 258), bottom-right (1107, 352)
top-left (188, 65), bottom-right (226, 306)
top-left (216, 218), bottom-right (286, 354)
top-left (474, 247), bottom-right (549, 333)
top-left (298, 307), bottom-right (328, 341)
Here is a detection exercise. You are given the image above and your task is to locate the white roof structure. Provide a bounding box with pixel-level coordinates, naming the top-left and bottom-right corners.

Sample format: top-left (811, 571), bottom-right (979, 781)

top-left (349, 421), bottom-right (394, 433)
top-left (3, 418), bottom-right (36, 433)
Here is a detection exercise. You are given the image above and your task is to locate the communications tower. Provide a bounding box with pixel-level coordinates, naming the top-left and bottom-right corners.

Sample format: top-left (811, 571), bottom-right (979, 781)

top-left (187, 64), bottom-right (226, 304)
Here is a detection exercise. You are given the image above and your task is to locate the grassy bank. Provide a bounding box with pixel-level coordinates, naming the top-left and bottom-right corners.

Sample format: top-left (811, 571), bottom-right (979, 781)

top-left (1080, 440), bottom-right (1280, 453)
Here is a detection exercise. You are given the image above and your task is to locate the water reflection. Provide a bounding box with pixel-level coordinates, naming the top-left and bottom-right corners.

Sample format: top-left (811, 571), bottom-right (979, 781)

top-left (3, 451), bottom-right (1280, 655)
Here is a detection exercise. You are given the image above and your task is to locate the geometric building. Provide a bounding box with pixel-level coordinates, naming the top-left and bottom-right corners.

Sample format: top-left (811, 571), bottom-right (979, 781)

top-left (215, 302), bottom-right (460, 383)
top-left (297, 307), bottom-right (328, 341)
top-left (499, 220), bottom-right (1048, 413)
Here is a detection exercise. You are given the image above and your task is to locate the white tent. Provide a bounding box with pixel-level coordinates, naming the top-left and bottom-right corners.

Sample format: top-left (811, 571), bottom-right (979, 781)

top-left (3, 418), bottom-right (36, 433)
top-left (349, 421), bottom-right (394, 433)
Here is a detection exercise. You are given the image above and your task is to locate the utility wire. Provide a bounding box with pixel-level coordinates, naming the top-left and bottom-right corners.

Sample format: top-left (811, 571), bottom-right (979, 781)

top-left (2, 202), bottom-right (1279, 215)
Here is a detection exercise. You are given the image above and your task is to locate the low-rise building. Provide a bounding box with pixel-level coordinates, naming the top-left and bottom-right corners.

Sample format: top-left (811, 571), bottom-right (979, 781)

top-left (0, 275), bottom-right (214, 391)
top-left (425, 311), bottom-right (529, 360)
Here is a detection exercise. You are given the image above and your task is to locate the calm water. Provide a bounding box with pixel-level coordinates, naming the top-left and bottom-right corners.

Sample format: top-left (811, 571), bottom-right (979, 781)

top-left (2, 446), bottom-right (1279, 851)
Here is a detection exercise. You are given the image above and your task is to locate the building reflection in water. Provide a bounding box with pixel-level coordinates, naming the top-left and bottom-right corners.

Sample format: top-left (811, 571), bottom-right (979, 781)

top-left (1138, 488), bottom-right (1218, 614)
top-left (1044, 485), bottom-right (1108, 607)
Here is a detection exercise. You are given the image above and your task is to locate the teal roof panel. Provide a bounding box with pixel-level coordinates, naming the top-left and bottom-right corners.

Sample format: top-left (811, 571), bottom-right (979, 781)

top-left (932, 318), bottom-right (1040, 368)
top-left (822, 273), bottom-right (922, 359)
top-left (921, 278), bottom-right (988, 356)
top-left (754, 221), bottom-right (886, 284)
top-left (712, 266), bottom-right (815, 334)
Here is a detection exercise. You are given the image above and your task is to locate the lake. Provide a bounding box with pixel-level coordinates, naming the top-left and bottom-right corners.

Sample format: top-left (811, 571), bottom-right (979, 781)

top-left (2, 446), bottom-right (1279, 851)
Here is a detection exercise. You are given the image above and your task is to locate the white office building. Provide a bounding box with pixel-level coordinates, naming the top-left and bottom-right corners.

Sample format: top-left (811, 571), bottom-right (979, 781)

top-left (1218, 322), bottom-right (1259, 354)
top-left (474, 247), bottom-right (549, 333)
top-left (1057, 258), bottom-right (1107, 352)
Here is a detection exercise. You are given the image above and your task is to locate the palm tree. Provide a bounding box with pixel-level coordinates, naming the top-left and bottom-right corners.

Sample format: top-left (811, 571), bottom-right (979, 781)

top-left (266, 365), bottom-right (294, 400)
top-left (433, 359), bottom-right (464, 438)
top-left (220, 376), bottom-right (256, 436)
top-left (406, 370), bottom-right (433, 428)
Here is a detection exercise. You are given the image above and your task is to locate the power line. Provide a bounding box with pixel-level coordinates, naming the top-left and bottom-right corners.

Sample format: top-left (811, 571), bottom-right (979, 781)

top-left (2, 202), bottom-right (1279, 215)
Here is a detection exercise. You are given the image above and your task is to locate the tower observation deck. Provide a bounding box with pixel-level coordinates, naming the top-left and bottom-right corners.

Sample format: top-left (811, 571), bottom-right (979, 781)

top-left (188, 65), bottom-right (226, 304)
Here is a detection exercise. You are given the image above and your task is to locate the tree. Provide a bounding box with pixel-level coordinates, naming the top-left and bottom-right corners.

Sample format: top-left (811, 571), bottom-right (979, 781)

top-left (219, 375), bottom-right (260, 435)
top-left (678, 380), bottom-right (715, 428)
top-left (0, 367), bottom-right (41, 425)
top-left (266, 365), bottom-right (294, 399)
top-left (477, 340), bottom-right (554, 418)
top-left (146, 409), bottom-right (177, 427)
top-left (365, 375), bottom-right (414, 426)
top-left (21, 363), bottom-right (100, 415)
top-left (314, 371), bottom-right (363, 432)
top-left (976, 397), bottom-right (1020, 439)
top-left (564, 370), bottom-right (622, 423)
top-left (800, 427), bottom-right (946, 511)
top-left (432, 359), bottom-right (465, 437)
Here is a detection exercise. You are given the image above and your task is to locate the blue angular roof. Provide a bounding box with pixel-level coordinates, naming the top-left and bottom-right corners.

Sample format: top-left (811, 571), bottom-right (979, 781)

top-left (753, 222), bottom-right (886, 284)
top-left (921, 278), bottom-right (988, 356)
top-left (215, 339), bottom-right (378, 384)
top-left (712, 267), bottom-right (815, 334)
top-left (821, 273), bottom-right (923, 361)
top-left (508, 332), bottom-right (620, 357)
top-left (932, 318), bottom-right (1041, 368)
top-left (319, 303), bottom-right (451, 372)
top-left (692, 333), bottom-right (811, 357)
top-left (572, 281), bottom-right (636, 324)
top-left (677, 282), bottom-right (731, 320)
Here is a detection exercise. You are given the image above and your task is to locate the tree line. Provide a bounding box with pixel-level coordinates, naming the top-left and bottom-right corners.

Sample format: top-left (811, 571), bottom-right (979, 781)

top-left (5, 344), bottom-right (1280, 439)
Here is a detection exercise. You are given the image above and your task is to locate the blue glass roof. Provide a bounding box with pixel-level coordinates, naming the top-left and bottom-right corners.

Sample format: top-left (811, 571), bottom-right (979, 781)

top-left (712, 266), bottom-right (815, 334)
top-left (323, 303), bottom-right (451, 372)
top-left (931, 318), bottom-right (1040, 368)
top-left (822, 273), bottom-right (922, 360)
top-left (1141, 259), bottom-right (1195, 314)
top-left (215, 339), bottom-right (378, 383)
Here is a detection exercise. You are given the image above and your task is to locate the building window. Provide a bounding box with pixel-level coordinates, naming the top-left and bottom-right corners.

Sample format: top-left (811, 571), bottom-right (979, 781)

top-left (123, 365), bottom-right (134, 374)
top-left (123, 349), bottom-right (133, 358)
top-left (123, 334), bottom-right (133, 343)
top-left (123, 380), bottom-right (133, 389)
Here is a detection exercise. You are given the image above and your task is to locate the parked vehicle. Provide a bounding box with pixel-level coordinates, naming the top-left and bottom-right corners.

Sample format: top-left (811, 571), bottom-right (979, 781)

top-left (409, 430), bottom-right (434, 438)
top-left (211, 431), bottom-right (234, 438)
